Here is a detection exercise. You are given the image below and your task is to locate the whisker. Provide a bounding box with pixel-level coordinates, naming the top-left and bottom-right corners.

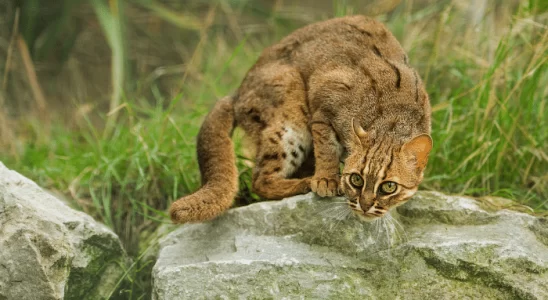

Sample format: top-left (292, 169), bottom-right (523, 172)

top-left (374, 218), bottom-right (382, 241)
top-left (334, 206), bottom-right (352, 221)
top-left (391, 220), bottom-right (403, 244)
top-left (327, 205), bottom-right (349, 215)
top-left (315, 204), bottom-right (344, 233)
top-left (330, 211), bottom-right (347, 231)
top-left (330, 209), bottom-right (345, 220)
top-left (318, 205), bottom-right (343, 214)
top-left (386, 214), bottom-right (408, 242)
top-left (315, 202), bottom-right (353, 234)
top-left (391, 216), bottom-right (407, 237)
top-left (385, 215), bottom-right (400, 245)
top-left (315, 202), bottom-right (347, 215)
top-left (382, 217), bottom-right (392, 252)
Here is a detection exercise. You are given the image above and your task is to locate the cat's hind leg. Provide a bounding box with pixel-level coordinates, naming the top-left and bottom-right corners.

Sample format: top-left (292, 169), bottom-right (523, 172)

top-left (251, 124), bottom-right (312, 200)
top-left (235, 62), bottom-right (314, 199)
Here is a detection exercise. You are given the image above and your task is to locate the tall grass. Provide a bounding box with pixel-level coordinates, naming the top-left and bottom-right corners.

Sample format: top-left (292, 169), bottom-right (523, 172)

top-left (1, 0), bottom-right (547, 298)
top-left (386, 1), bottom-right (548, 209)
top-left (90, 0), bottom-right (126, 137)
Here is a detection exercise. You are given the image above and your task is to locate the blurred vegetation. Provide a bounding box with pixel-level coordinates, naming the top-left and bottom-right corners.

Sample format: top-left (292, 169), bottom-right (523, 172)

top-left (0, 0), bottom-right (547, 298)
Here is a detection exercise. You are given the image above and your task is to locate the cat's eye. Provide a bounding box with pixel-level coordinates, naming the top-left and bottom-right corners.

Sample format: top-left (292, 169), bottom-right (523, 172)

top-left (379, 182), bottom-right (397, 194)
top-left (349, 174), bottom-right (364, 188)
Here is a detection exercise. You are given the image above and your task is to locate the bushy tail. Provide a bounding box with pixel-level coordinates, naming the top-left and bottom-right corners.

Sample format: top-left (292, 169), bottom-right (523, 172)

top-left (170, 96), bottom-right (238, 223)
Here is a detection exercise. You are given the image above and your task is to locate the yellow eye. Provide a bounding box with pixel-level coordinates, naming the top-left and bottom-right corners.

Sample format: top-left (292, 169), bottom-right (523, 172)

top-left (350, 174), bottom-right (364, 188)
top-left (379, 182), bottom-right (397, 194)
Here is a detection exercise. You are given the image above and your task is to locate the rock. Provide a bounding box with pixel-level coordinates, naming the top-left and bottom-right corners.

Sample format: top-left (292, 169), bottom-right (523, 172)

top-left (0, 162), bottom-right (129, 300)
top-left (153, 191), bottom-right (548, 299)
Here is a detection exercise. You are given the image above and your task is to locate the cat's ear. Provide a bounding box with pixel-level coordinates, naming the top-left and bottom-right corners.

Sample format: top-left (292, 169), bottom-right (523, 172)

top-left (402, 134), bottom-right (433, 171)
top-left (351, 118), bottom-right (375, 149)
top-left (352, 118), bottom-right (368, 141)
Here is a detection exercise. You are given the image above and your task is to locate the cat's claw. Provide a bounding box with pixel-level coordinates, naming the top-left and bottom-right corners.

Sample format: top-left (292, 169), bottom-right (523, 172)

top-left (310, 175), bottom-right (339, 197)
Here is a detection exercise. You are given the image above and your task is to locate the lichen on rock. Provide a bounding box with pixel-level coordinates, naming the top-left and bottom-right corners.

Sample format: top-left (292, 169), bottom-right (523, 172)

top-left (0, 162), bottom-right (129, 300)
top-left (153, 191), bottom-right (548, 299)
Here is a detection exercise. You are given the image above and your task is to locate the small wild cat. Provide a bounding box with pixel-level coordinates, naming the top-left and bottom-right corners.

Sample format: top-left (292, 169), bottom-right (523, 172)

top-left (170, 15), bottom-right (432, 223)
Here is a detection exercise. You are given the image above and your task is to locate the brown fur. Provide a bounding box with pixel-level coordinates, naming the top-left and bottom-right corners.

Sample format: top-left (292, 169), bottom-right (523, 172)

top-left (170, 15), bottom-right (432, 223)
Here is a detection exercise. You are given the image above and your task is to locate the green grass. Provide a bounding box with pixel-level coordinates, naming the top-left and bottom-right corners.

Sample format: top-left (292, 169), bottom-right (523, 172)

top-left (1, 0), bottom-right (547, 298)
top-left (379, 1), bottom-right (548, 210)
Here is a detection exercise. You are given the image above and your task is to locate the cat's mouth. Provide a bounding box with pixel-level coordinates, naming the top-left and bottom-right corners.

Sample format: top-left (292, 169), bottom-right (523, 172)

top-left (352, 211), bottom-right (382, 221)
top-left (348, 202), bottom-right (387, 220)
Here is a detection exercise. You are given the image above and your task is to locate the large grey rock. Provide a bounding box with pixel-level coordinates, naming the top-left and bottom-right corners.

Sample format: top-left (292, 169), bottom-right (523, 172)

top-left (153, 191), bottom-right (548, 299)
top-left (0, 162), bottom-right (128, 300)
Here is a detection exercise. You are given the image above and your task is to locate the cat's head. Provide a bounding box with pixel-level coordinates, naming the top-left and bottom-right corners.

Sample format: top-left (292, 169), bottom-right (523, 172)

top-left (340, 119), bottom-right (432, 220)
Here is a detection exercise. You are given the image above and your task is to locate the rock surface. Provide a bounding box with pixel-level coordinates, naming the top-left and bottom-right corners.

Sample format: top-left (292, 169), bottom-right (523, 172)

top-left (153, 191), bottom-right (548, 299)
top-left (0, 162), bottom-right (128, 300)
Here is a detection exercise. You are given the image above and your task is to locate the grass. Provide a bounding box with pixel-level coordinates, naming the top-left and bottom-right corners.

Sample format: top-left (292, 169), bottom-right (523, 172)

top-left (383, 1), bottom-right (548, 209)
top-left (1, 0), bottom-right (547, 298)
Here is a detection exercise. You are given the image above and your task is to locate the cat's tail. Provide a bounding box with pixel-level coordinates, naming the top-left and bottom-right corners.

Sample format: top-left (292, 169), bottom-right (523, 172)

top-left (169, 96), bottom-right (238, 223)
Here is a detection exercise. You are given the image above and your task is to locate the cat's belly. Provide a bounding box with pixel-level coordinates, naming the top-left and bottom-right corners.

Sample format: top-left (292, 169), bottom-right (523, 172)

top-left (279, 125), bottom-right (313, 177)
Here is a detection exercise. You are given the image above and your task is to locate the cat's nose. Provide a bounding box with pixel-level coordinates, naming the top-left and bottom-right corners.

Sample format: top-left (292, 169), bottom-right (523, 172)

top-left (358, 195), bottom-right (375, 212)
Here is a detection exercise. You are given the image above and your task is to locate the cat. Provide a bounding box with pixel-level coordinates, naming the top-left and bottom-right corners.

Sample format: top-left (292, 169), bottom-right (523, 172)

top-left (170, 15), bottom-right (432, 223)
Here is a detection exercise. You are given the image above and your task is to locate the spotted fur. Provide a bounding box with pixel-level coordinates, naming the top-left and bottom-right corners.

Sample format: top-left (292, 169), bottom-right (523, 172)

top-left (170, 15), bottom-right (432, 224)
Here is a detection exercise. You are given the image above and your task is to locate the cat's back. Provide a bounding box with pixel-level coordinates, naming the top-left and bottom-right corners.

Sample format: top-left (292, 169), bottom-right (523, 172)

top-left (256, 15), bottom-right (407, 75)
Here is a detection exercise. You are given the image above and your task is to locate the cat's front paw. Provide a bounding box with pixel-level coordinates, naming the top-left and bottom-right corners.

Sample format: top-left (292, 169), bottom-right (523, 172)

top-left (310, 174), bottom-right (339, 197)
